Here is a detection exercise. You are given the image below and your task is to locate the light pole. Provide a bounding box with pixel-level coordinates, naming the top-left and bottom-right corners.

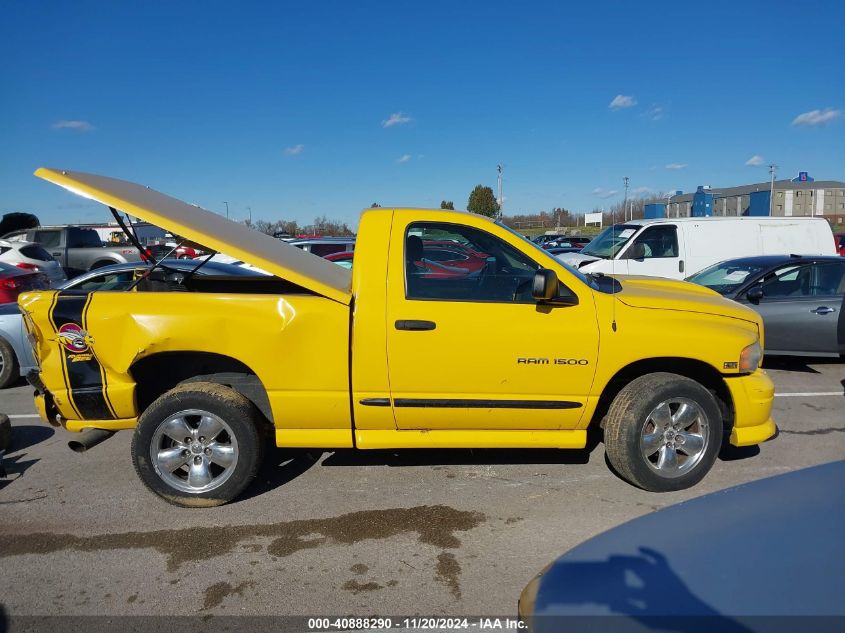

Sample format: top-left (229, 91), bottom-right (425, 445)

top-left (247, 206), bottom-right (252, 223)
top-left (768, 164), bottom-right (778, 216)
top-left (496, 164), bottom-right (504, 218)
top-left (664, 192), bottom-right (676, 218)
top-left (223, 201), bottom-right (229, 219)
top-left (622, 176), bottom-right (629, 221)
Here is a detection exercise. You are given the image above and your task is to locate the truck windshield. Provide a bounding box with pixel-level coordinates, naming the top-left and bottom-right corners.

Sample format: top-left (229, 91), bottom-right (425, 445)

top-left (581, 224), bottom-right (639, 259)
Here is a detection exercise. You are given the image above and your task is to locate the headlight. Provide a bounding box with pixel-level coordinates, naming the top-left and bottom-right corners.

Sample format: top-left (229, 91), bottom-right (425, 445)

top-left (739, 340), bottom-right (762, 373)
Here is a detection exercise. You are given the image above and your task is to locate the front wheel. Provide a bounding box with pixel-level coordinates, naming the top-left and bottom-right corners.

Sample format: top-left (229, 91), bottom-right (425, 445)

top-left (131, 382), bottom-right (264, 507)
top-left (603, 372), bottom-right (721, 492)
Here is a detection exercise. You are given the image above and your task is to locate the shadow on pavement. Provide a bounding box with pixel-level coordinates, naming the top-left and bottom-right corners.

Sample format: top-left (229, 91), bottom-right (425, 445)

top-left (323, 428), bottom-right (603, 468)
top-left (718, 443), bottom-right (761, 462)
top-left (4, 425), bottom-right (54, 453)
top-left (763, 355), bottom-right (844, 373)
top-left (238, 447), bottom-right (322, 503)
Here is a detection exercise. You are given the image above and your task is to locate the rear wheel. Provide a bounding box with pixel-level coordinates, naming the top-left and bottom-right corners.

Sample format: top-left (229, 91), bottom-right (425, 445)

top-left (131, 382), bottom-right (264, 507)
top-left (603, 372), bottom-right (721, 492)
top-left (0, 338), bottom-right (19, 389)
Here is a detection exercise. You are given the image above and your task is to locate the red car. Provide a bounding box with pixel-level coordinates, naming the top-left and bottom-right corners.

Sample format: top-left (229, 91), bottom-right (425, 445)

top-left (0, 261), bottom-right (49, 303)
top-left (413, 240), bottom-right (490, 278)
top-left (324, 241), bottom-right (491, 279)
top-left (324, 250), bottom-right (354, 269)
top-left (835, 233), bottom-right (845, 257)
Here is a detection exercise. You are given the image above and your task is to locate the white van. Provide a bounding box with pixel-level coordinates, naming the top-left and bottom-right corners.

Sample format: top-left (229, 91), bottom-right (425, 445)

top-left (559, 217), bottom-right (837, 279)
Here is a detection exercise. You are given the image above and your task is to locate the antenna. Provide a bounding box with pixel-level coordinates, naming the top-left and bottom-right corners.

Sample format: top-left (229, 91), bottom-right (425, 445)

top-left (611, 177), bottom-right (628, 332)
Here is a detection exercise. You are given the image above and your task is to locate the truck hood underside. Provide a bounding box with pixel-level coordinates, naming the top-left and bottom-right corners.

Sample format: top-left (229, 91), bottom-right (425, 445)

top-left (34, 168), bottom-right (352, 305)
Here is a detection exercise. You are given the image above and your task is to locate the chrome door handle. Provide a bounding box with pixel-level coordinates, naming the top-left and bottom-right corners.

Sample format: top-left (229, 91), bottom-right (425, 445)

top-left (810, 306), bottom-right (836, 315)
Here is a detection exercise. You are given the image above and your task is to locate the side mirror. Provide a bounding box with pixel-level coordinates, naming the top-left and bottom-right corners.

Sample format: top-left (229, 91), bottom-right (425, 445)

top-left (532, 269), bottom-right (578, 306)
top-left (747, 285), bottom-right (764, 304)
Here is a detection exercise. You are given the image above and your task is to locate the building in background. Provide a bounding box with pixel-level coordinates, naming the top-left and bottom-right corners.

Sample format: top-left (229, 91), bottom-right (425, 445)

top-left (653, 172), bottom-right (845, 226)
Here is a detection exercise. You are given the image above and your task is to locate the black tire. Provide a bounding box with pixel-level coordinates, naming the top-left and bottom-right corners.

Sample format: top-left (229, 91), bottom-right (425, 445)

top-left (0, 337), bottom-right (19, 389)
top-left (0, 413), bottom-right (11, 452)
top-left (131, 382), bottom-right (265, 507)
top-left (604, 372), bottom-right (722, 492)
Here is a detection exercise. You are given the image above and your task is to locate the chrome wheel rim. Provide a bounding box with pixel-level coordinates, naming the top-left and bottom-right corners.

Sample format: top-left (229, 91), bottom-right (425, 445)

top-left (150, 409), bottom-right (238, 494)
top-left (640, 398), bottom-right (709, 479)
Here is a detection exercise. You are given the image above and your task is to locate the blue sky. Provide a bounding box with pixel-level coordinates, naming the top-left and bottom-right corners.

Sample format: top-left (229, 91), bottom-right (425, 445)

top-left (2, 0), bottom-right (843, 227)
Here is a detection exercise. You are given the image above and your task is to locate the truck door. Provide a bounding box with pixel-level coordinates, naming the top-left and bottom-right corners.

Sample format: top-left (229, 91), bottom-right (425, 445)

top-left (385, 217), bottom-right (599, 431)
top-left (618, 224), bottom-right (685, 279)
top-left (66, 228), bottom-right (105, 272)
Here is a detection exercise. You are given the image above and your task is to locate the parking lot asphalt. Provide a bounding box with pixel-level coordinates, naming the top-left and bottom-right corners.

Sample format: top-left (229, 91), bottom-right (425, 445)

top-left (0, 358), bottom-right (843, 620)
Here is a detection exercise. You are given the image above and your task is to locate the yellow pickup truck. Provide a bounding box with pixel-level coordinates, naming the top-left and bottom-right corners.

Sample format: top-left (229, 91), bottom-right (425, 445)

top-left (19, 168), bottom-right (776, 506)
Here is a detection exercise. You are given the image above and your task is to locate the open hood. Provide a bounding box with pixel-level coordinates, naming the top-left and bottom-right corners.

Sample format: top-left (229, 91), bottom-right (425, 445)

top-left (35, 168), bottom-right (352, 304)
top-left (0, 211), bottom-right (40, 237)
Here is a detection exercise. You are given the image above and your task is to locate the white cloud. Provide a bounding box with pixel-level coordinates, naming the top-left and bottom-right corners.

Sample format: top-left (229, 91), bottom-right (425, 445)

top-left (645, 105), bottom-right (663, 121)
top-left (284, 144), bottom-right (304, 156)
top-left (745, 154), bottom-right (764, 166)
top-left (665, 163), bottom-right (688, 170)
top-left (592, 187), bottom-right (618, 199)
top-left (396, 154), bottom-right (412, 163)
top-left (632, 186), bottom-right (656, 197)
top-left (609, 95), bottom-right (637, 110)
top-left (792, 108), bottom-right (842, 127)
top-left (382, 112), bottom-right (412, 128)
top-left (52, 119), bottom-right (94, 131)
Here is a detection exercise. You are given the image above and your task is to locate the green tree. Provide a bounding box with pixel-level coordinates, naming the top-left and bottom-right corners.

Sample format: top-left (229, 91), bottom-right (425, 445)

top-left (440, 200), bottom-right (454, 210)
top-left (467, 185), bottom-right (500, 217)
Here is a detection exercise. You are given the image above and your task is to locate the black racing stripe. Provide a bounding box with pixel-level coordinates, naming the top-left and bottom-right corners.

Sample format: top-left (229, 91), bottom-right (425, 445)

top-left (82, 293), bottom-right (118, 419)
top-left (392, 398), bottom-right (583, 409)
top-left (54, 291), bottom-right (115, 420)
top-left (48, 291), bottom-right (81, 419)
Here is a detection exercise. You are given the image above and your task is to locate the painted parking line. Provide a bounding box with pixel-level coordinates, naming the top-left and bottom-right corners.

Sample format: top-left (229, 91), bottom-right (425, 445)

top-left (7, 414), bottom-right (41, 419)
top-left (775, 392), bottom-right (843, 397)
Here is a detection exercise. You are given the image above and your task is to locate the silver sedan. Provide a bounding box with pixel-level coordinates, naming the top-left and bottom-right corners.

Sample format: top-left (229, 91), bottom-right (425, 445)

top-left (687, 255), bottom-right (845, 357)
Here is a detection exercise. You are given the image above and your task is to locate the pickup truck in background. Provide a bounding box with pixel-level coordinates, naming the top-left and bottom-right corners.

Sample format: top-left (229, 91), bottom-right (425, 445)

top-left (19, 168), bottom-right (777, 507)
top-left (2, 225), bottom-right (144, 277)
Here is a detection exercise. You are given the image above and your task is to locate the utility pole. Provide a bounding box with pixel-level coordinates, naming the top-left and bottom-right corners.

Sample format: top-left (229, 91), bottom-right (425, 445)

top-left (768, 164), bottom-right (777, 216)
top-left (223, 201), bottom-right (229, 219)
top-left (622, 176), bottom-right (629, 222)
top-left (497, 164), bottom-right (504, 218)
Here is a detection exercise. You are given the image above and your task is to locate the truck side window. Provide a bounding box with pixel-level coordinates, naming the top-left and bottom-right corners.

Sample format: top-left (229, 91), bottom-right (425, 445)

top-left (34, 230), bottom-right (61, 249)
top-left (404, 222), bottom-right (539, 303)
top-left (625, 226), bottom-right (678, 259)
top-left (68, 228), bottom-right (105, 248)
